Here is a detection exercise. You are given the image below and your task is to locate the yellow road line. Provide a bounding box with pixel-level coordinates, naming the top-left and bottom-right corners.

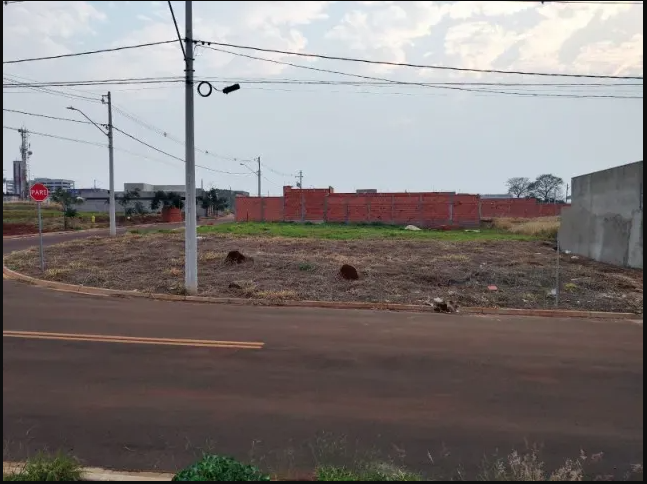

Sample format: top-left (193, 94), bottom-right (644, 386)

top-left (3, 330), bottom-right (264, 350)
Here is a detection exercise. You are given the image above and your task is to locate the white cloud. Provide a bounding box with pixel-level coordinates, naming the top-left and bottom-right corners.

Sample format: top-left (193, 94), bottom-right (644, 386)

top-left (3, 1), bottom-right (106, 60)
top-left (82, 1), bottom-right (335, 83)
top-left (326, 2), bottom-right (449, 74)
top-left (444, 21), bottom-right (524, 72)
top-left (326, 0), bottom-right (642, 78)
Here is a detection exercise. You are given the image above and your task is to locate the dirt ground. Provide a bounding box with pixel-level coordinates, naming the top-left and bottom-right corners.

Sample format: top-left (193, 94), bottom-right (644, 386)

top-left (5, 232), bottom-right (643, 313)
top-left (2, 215), bottom-right (164, 236)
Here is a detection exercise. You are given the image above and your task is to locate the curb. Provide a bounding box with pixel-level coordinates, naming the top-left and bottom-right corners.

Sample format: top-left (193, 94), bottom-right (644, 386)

top-left (3, 462), bottom-right (173, 481)
top-left (2, 264), bottom-right (640, 320)
top-left (2, 223), bottom-right (184, 241)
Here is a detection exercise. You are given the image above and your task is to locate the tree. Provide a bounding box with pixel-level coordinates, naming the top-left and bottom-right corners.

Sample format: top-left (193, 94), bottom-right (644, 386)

top-left (117, 188), bottom-right (141, 218)
top-left (50, 188), bottom-right (84, 230)
top-left (506, 177), bottom-right (532, 198)
top-left (529, 174), bottom-right (564, 202)
top-left (198, 188), bottom-right (228, 217)
top-left (150, 190), bottom-right (183, 211)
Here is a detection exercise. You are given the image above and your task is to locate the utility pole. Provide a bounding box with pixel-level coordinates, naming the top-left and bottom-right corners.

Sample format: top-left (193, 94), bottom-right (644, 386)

top-left (105, 92), bottom-right (116, 237)
top-left (184, 0), bottom-right (198, 295)
top-left (18, 127), bottom-right (30, 200)
top-left (67, 96), bottom-right (116, 236)
top-left (297, 170), bottom-right (304, 222)
top-left (257, 156), bottom-right (262, 198)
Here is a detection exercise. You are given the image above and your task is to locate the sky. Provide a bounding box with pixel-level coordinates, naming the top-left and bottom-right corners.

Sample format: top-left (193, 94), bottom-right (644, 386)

top-left (2, 0), bottom-right (644, 196)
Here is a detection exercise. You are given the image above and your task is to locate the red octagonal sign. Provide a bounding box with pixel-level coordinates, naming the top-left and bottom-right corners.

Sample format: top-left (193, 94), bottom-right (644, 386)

top-left (30, 183), bottom-right (50, 202)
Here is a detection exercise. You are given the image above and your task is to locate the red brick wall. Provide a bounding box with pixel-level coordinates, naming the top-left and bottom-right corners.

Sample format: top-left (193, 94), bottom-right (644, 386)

top-left (235, 188), bottom-right (570, 226)
top-left (480, 198), bottom-right (566, 218)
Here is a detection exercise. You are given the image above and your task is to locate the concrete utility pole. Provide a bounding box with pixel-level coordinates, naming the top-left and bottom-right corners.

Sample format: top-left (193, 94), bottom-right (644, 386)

top-left (297, 170), bottom-right (303, 189)
top-left (67, 94), bottom-right (116, 236)
top-left (105, 91), bottom-right (116, 237)
top-left (184, 0), bottom-right (198, 295)
top-left (257, 156), bottom-right (262, 198)
top-left (18, 127), bottom-right (30, 199)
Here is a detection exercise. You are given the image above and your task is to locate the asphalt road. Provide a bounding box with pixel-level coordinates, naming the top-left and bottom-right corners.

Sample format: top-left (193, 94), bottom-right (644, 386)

top-left (3, 229), bottom-right (644, 476)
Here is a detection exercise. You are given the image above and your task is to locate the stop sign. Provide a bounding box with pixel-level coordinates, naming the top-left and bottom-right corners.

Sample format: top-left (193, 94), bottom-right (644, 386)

top-left (30, 183), bottom-right (50, 202)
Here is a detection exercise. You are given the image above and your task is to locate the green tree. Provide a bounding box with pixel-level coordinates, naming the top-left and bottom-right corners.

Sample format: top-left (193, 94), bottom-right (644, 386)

top-left (150, 190), bottom-right (183, 211)
top-left (198, 188), bottom-right (228, 216)
top-left (117, 188), bottom-right (141, 218)
top-left (50, 188), bottom-right (84, 230)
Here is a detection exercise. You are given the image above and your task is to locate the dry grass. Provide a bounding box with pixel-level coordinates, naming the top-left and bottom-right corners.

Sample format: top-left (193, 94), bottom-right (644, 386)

top-left (493, 217), bottom-right (561, 239)
top-left (5, 232), bottom-right (643, 313)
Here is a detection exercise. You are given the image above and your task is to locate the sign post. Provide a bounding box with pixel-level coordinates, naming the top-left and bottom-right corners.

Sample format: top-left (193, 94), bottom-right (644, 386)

top-left (30, 183), bottom-right (49, 272)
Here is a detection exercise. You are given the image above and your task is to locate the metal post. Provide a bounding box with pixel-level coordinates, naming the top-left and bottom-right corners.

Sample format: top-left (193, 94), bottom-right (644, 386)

top-left (37, 202), bottom-right (45, 272)
top-left (184, 0), bottom-right (198, 294)
top-left (257, 156), bottom-right (262, 198)
top-left (106, 92), bottom-right (117, 237)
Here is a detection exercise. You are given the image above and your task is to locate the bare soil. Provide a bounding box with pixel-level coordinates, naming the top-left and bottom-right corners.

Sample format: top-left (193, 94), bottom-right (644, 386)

top-left (5, 232), bottom-right (643, 313)
top-left (2, 215), bottom-right (164, 236)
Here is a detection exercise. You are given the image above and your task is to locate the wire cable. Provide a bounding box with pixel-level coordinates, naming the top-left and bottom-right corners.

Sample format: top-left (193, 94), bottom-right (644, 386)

top-left (203, 46), bottom-right (643, 99)
top-left (112, 125), bottom-right (248, 175)
top-left (167, 1), bottom-right (187, 61)
top-left (2, 75), bottom-right (643, 89)
top-left (111, 103), bottom-right (257, 163)
top-left (195, 39), bottom-right (643, 80)
top-left (3, 40), bottom-right (176, 65)
top-left (3, 108), bottom-right (93, 124)
top-left (3, 74), bottom-right (103, 103)
top-left (2, 125), bottom-right (249, 175)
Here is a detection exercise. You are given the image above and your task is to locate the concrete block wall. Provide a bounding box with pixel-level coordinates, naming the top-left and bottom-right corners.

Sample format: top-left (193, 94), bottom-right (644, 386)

top-left (559, 161), bottom-right (643, 269)
top-left (235, 187), bottom-right (567, 227)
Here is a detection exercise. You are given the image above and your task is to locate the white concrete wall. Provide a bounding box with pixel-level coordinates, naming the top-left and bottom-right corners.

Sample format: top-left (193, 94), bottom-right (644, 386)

top-left (559, 161), bottom-right (643, 269)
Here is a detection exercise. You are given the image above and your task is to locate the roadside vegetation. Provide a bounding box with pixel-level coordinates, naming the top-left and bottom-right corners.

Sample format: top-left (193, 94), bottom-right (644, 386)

top-left (2, 202), bottom-right (162, 236)
top-left (491, 216), bottom-right (561, 239)
top-left (197, 221), bottom-right (537, 241)
top-left (3, 448), bottom-right (642, 481)
top-left (6, 217), bottom-right (642, 313)
top-left (3, 453), bottom-right (81, 481)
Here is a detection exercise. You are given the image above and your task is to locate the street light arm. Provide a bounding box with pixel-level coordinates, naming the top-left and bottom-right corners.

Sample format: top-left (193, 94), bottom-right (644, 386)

top-left (239, 162), bottom-right (258, 175)
top-left (67, 107), bottom-right (108, 136)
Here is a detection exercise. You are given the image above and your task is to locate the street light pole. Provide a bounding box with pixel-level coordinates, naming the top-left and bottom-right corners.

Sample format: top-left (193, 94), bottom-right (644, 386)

top-left (66, 102), bottom-right (116, 236)
top-left (184, 0), bottom-right (198, 294)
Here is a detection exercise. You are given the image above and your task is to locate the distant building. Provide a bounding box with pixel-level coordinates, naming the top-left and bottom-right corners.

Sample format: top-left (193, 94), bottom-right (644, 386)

top-left (356, 189), bottom-right (378, 194)
top-left (33, 178), bottom-right (75, 192)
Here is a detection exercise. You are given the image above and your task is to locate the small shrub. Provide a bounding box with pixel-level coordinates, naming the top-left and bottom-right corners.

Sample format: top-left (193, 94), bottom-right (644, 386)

top-left (4, 453), bottom-right (82, 481)
top-left (172, 455), bottom-right (271, 482)
top-left (298, 262), bottom-right (315, 271)
top-left (315, 463), bottom-right (421, 482)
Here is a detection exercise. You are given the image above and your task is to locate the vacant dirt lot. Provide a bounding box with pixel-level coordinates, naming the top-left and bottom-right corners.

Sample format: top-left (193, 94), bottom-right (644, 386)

top-left (5, 232), bottom-right (643, 313)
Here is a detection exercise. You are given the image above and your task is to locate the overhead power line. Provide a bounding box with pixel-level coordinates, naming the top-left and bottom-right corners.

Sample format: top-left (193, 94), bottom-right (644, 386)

top-left (111, 104), bottom-right (292, 179)
top-left (3, 108), bottom-right (92, 124)
top-left (194, 39), bottom-right (643, 80)
top-left (111, 103), bottom-right (256, 163)
top-left (3, 40), bottom-right (176, 65)
top-left (112, 125), bottom-right (247, 175)
top-left (203, 46), bottom-right (643, 99)
top-left (1, 125), bottom-right (249, 176)
top-left (3, 75), bottom-right (643, 89)
top-left (167, 1), bottom-right (186, 60)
